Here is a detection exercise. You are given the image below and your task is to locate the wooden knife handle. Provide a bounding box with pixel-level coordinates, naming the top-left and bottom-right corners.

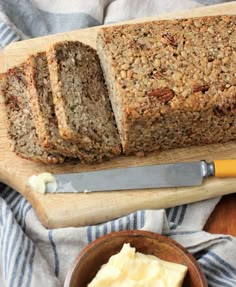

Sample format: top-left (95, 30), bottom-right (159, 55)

top-left (214, 160), bottom-right (236, 177)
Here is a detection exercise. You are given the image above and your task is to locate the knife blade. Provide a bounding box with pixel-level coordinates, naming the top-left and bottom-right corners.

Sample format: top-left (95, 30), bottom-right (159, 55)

top-left (46, 159), bottom-right (236, 193)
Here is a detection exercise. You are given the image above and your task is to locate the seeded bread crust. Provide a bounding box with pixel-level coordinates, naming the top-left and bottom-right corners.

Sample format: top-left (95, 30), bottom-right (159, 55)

top-left (26, 52), bottom-right (103, 162)
top-left (0, 64), bottom-right (64, 164)
top-left (97, 15), bottom-right (236, 155)
top-left (47, 40), bottom-right (121, 161)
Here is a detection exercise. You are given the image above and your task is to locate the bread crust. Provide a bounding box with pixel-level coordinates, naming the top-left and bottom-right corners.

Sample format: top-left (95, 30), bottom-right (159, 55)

top-left (97, 15), bottom-right (236, 155)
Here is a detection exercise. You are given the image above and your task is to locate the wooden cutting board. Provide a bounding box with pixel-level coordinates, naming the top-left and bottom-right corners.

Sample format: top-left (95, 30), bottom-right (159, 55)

top-left (0, 3), bottom-right (236, 229)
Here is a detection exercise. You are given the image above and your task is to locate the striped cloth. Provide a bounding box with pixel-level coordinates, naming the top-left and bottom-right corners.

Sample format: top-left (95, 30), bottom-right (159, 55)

top-left (0, 21), bottom-right (19, 50)
top-left (1, 186), bottom-right (236, 287)
top-left (0, 1), bottom-right (236, 286)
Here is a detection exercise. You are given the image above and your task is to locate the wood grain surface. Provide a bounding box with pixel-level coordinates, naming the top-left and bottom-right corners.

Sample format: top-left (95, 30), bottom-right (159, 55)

top-left (0, 2), bottom-right (235, 229)
top-left (204, 193), bottom-right (236, 236)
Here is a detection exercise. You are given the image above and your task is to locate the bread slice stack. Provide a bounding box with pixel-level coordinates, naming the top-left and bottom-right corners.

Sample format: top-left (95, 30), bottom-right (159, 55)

top-left (0, 41), bottom-right (121, 164)
top-left (0, 63), bottom-right (64, 164)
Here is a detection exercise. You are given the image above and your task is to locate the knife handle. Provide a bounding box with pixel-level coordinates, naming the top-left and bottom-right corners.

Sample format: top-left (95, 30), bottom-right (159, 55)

top-left (214, 160), bottom-right (236, 177)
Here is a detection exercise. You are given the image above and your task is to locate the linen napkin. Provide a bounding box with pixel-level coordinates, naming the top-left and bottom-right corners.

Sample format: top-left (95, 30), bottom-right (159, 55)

top-left (1, 187), bottom-right (236, 287)
top-left (0, 1), bottom-right (236, 287)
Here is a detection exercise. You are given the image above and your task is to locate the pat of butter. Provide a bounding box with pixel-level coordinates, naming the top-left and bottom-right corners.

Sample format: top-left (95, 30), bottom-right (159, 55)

top-left (28, 173), bottom-right (57, 194)
top-left (88, 243), bottom-right (188, 287)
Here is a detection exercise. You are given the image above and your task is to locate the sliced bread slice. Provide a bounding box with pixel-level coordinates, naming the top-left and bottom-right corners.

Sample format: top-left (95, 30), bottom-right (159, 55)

top-left (26, 52), bottom-right (103, 162)
top-left (0, 64), bottom-right (64, 164)
top-left (47, 40), bottom-right (121, 160)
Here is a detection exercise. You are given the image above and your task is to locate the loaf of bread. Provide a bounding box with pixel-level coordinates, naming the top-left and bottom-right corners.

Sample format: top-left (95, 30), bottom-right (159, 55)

top-left (0, 65), bottom-right (64, 164)
top-left (47, 40), bottom-right (121, 161)
top-left (97, 15), bottom-right (236, 155)
top-left (26, 52), bottom-right (104, 163)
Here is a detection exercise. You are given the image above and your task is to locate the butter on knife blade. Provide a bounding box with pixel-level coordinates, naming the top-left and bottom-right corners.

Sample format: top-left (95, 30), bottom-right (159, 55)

top-left (44, 160), bottom-right (236, 193)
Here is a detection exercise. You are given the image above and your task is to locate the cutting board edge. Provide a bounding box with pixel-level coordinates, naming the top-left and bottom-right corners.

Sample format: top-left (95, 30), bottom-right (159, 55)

top-left (24, 188), bottom-right (52, 228)
top-left (41, 190), bottom-right (236, 229)
top-left (36, 178), bottom-right (236, 229)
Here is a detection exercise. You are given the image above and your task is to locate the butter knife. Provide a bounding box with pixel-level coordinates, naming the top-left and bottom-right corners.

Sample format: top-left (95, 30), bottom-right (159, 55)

top-left (45, 160), bottom-right (236, 193)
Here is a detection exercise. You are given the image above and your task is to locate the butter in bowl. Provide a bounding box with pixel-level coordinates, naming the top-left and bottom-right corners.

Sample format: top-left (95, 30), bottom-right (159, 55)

top-left (63, 230), bottom-right (207, 287)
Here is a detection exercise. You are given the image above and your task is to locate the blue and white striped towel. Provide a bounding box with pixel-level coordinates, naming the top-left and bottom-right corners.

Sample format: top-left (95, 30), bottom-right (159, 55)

top-left (0, 1), bottom-right (236, 286)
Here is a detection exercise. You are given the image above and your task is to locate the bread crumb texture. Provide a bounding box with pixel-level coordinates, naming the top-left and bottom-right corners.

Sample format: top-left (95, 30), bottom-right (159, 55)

top-left (0, 65), bottom-right (64, 164)
top-left (97, 15), bottom-right (236, 155)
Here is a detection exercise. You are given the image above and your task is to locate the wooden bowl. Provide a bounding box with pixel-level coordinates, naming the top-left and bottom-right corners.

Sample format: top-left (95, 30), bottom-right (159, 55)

top-left (64, 230), bottom-right (207, 287)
